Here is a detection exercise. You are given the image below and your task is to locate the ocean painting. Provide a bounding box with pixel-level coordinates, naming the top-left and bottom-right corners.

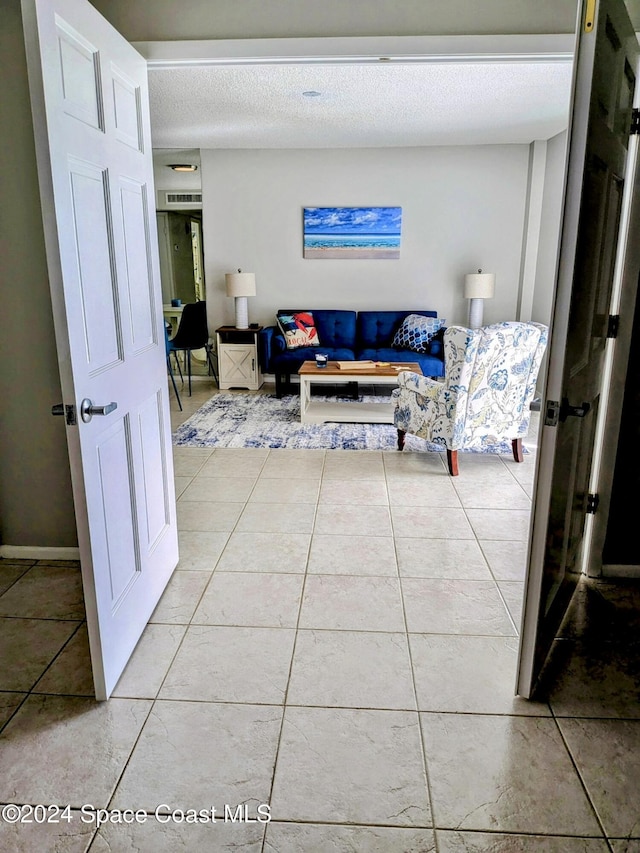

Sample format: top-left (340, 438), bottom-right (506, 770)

top-left (303, 206), bottom-right (402, 259)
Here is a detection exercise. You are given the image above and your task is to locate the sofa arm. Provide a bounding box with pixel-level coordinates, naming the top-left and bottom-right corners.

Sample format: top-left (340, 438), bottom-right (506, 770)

top-left (259, 325), bottom-right (286, 371)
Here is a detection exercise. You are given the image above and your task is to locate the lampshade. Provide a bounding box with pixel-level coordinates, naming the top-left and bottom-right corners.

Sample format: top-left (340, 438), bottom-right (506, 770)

top-left (225, 272), bottom-right (256, 298)
top-left (464, 271), bottom-right (495, 300)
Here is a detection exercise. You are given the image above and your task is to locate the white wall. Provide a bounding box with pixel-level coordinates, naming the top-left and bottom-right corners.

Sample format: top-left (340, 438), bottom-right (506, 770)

top-left (533, 130), bottom-right (568, 326)
top-left (153, 149), bottom-right (202, 211)
top-left (200, 146), bottom-right (531, 334)
top-left (0, 0), bottom-right (78, 549)
top-left (530, 130), bottom-right (568, 393)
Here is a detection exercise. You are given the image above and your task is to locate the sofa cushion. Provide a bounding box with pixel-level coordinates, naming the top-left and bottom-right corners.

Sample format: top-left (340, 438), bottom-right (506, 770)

top-left (356, 310), bottom-right (438, 349)
top-left (313, 310), bottom-right (358, 348)
top-left (392, 314), bottom-right (445, 353)
top-left (276, 311), bottom-right (320, 349)
top-left (273, 310), bottom-right (357, 350)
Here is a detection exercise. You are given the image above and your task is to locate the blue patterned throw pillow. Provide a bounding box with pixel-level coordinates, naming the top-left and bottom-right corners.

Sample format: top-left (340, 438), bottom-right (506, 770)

top-left (392, 314), bottom-right (445, 353)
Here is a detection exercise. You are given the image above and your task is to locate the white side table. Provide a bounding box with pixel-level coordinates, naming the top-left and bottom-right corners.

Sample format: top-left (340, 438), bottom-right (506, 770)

top-left (216, 326), bottom-right (263, 390)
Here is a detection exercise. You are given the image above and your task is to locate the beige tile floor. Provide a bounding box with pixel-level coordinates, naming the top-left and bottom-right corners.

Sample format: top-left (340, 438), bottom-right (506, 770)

top-left (0, 377), bottom-right (639, 851)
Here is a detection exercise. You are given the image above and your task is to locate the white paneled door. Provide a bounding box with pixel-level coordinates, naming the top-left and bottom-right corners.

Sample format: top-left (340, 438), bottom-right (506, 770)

top-left (22, 0), bottom-right (178, 699)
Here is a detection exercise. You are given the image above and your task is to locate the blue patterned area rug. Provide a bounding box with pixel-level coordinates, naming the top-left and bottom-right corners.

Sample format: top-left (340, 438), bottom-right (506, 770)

top-left (172, 392), bottom-right (524, 454)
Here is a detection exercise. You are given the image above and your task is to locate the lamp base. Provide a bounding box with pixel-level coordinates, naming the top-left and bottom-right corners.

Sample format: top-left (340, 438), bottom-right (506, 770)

top-left (234, 296), bottom-right (249, 329)
top-left (468, 298), bottom-right (484, 329)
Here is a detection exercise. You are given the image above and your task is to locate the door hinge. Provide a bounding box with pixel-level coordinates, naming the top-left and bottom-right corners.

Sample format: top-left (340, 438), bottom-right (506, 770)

top-left (607, 314), bottom-right (620, 338)
top-left (586, 493), bottom-right (600, 514)
top-left (544, 399), bottom-right (560, 427)
top-left (584, 0), bottom-right (596, 32)
top-left (631, 108), bottom-right (640, 135)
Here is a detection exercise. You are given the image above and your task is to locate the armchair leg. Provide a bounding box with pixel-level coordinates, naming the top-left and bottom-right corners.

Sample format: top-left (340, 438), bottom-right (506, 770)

top-left (512, 438), bottom-right (524, 463)
top-left (447, 449), bottom-right (459, 476)
top-left (397, 429), bottom-right (406, 451)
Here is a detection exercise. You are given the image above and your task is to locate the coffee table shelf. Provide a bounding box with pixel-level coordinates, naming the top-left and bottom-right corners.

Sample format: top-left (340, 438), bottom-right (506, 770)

top-left (298, 361), bottom-right (422, 425)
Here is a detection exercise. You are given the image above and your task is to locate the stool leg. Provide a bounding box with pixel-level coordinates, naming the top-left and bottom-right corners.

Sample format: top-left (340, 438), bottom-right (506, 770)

top-left (167, 357), bottom-right (183, 411)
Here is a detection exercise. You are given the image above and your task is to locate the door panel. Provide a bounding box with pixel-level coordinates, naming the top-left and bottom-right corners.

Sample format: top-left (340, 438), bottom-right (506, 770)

top-left (69, 160), bottom-right (122, 368)
top-left (111, 66), bottom-right (143, 151)
top-left (120, 178), bottom-right (156, 350)
top-left (138, 391), bottom-right (172, 547)
top-left (56, 20), bottom-right (103, 129)
top-left (23, 0), bottom-right (178, 699)
top-left (96, 419), bottom-right (139, 603)
top-left (517, 0), bottom-right (638, 697)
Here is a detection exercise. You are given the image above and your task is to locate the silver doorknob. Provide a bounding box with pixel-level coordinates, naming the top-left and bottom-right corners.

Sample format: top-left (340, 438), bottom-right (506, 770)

top-left (80, 398), bottom-right (118, 423)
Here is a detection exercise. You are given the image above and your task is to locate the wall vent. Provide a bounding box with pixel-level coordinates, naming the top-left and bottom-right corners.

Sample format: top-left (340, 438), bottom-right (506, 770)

top-left (162, 191), bottom-right (202, 206)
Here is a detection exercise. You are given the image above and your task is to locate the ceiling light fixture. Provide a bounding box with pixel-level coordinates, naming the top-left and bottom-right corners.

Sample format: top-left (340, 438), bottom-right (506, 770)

top-left (168, 164), bottom-right (198, 172)
top-left (302, 90), bottom-right (322, 97)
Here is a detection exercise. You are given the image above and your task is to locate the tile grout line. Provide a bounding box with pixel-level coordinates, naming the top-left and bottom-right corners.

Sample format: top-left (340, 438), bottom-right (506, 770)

top-left (385, 448), bottom-right (439, 850)
top-left (101, 446), bottom-right (260, 826)
top-left (4, 398), bottom-right (634, 848)
top-left (258, 446), bottom-right (327, 852)
top-left (550, 710), bottom-right (615, 849)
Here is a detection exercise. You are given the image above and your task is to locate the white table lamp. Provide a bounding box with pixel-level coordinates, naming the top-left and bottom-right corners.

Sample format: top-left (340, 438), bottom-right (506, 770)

top-left (464, 270), bottom-right (495, 329)
top-left (225, 270), bottom-right (256, 329)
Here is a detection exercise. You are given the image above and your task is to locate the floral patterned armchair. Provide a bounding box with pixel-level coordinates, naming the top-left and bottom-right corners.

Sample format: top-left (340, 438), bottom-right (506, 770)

top-left (392, 322), bottom-right (548, 475)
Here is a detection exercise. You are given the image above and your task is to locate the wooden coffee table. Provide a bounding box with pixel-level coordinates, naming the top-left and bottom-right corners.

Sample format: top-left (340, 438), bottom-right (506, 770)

top-left (298, 360), bottom-right (423, 424)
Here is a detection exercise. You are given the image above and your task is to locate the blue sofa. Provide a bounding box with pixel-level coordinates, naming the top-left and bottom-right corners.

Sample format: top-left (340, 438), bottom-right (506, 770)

top-left (259, 310), bottom-right (445, 396)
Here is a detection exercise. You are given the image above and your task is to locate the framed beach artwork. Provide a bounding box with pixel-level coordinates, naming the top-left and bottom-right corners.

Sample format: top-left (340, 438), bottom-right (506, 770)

top-left (303, 206), bottom-right (402, 259)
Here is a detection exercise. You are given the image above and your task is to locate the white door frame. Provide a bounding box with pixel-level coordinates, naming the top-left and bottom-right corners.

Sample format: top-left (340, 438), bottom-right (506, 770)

top-left (585, 58), bottom-right (640, 579)
top-left (156, 211), bottom-right (176, 304)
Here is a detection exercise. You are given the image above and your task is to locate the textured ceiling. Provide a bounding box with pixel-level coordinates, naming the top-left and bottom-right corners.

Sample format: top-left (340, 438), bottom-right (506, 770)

top-left (148, 60), bottom-right (573, 149)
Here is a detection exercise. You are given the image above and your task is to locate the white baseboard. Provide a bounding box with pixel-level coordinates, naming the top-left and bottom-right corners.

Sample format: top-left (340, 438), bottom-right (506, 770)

top-left (0, 545), bottom-right (80, 561)
top-left (602, 564), bottom-right (640, 578)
